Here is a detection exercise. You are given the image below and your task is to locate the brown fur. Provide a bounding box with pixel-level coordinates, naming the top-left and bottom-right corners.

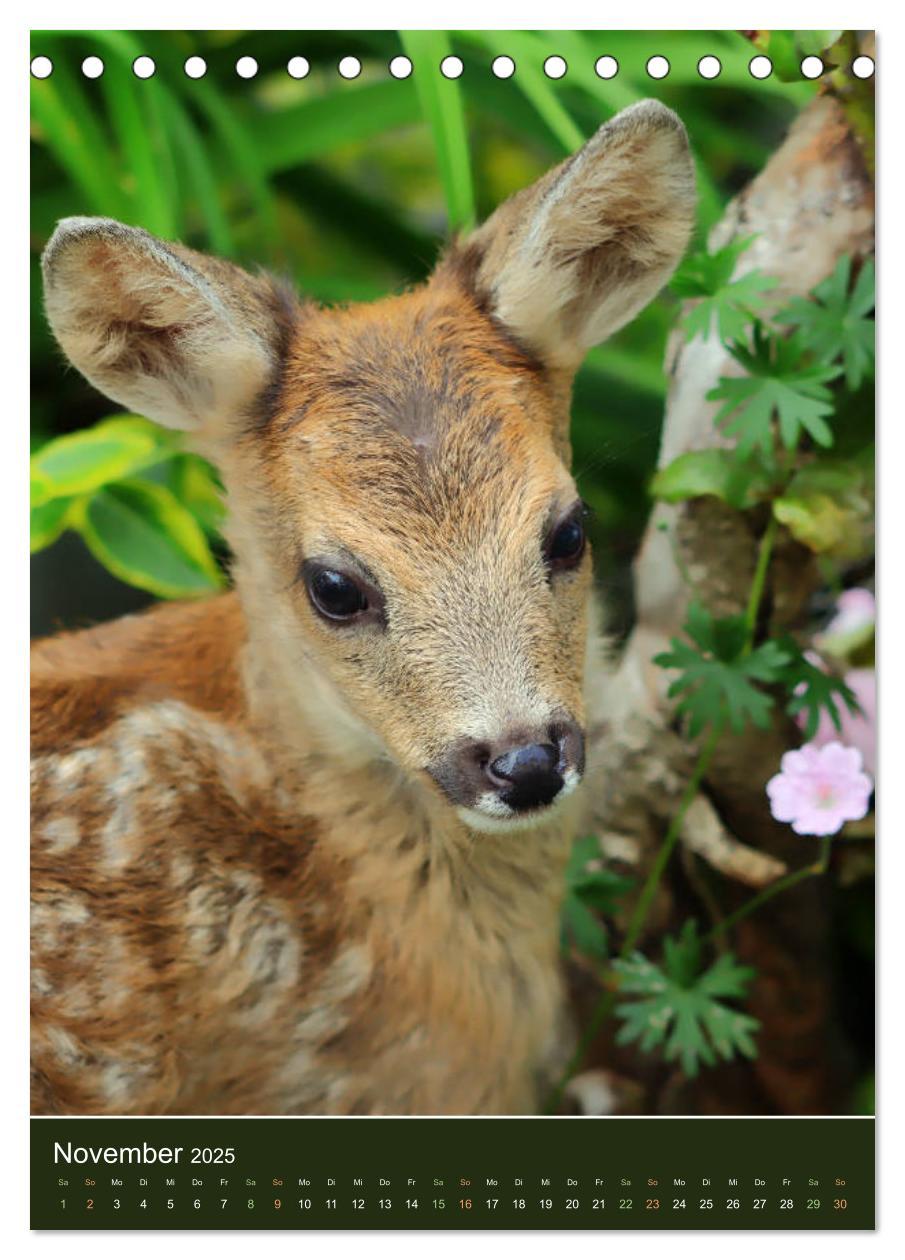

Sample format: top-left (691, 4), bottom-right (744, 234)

top-left (32, 101), bottom-right (696, 1114)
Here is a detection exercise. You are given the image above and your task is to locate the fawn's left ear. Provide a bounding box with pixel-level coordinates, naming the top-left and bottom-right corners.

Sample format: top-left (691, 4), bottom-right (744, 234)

top-left (42, 217), bottom-right (296, 436)
top-left (461, 100), bottom-right (696, 369)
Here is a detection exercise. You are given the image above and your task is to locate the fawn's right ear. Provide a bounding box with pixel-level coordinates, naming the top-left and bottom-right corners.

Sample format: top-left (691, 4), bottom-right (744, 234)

top-left (42, 217), bottom-right (296, 436)
top-left (461, 99), bottom-right (696, 371)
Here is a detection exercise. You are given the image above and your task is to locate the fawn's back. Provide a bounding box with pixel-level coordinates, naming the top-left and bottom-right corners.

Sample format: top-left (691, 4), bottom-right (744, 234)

top-left (31, 101), bottom-right (696, 1115)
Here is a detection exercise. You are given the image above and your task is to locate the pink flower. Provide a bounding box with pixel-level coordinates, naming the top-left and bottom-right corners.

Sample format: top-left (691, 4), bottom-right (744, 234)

top-left (796, 666), bottom-right (876, 778)
top-left (766, 742), bottom-right (873, 837)
top-left (823, 588), bottom-right (875, 639)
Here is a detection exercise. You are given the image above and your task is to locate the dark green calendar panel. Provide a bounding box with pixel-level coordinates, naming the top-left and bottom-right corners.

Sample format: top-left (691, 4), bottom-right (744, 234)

top-left (31, 1115), bottom-right (874, 1230)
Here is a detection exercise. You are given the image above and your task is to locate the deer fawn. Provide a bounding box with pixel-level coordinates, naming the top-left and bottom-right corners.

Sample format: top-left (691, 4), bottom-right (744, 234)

top-left (31, 101), bottom-right (695, 1115)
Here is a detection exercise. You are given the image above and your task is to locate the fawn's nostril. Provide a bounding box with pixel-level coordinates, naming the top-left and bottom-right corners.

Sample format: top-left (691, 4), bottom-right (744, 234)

top-left (487, 742), bottom-right (563, 812)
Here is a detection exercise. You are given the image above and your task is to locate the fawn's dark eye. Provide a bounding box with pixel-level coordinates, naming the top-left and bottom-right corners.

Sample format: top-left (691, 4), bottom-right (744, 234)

top-left (305, 566), bottom-right (369, 621)
top-left (546, 509), bottom-right (587, 571)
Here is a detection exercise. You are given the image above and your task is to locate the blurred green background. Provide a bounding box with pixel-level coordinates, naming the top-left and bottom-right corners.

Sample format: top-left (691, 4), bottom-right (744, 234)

top-left (30, 30), bottom-right (817, 636)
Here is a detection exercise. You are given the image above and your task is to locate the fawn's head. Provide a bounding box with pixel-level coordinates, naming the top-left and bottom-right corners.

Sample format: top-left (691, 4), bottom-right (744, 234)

top-left (42, 100), bottom-right (695, 833)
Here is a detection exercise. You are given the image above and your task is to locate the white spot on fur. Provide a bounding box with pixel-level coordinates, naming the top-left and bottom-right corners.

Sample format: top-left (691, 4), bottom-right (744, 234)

top-left (560, 766), bottom-right (580, 796)
top-left (31, 745), bottom-right (100, 794)
top-left (55, 746), bottom-right (101, 783)
top-left (474, 791), bottom-right (515, 820)
top-left (92, 701), bottom-right (272, 870)
top-left (100, 1060), bottom-right (152, 1106)
top-left (312, 944), bottom-right (371, 1011)
top-left (46, 1025), bottom-right (85, 1069)
top-left (169, 854), bottom-right (195, 887)
top-left (32, 969), bottom-right (54, 997)
top-left (41, 816), bottom-right (81, 853)
top-left (32, 895), bottom-right (91, 940)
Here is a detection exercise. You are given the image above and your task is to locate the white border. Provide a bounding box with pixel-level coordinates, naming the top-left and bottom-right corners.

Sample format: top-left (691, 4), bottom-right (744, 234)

top-left (7, 6), bottom-right (901, 1259)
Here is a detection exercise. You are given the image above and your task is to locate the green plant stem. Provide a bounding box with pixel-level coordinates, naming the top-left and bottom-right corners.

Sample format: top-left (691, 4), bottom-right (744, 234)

top-left (621, 723), bottom-right (723, 957)
top-left (705, 835), bottom-right (833, 945)
top-left (743, 513), bottom-right (779, 653)
top-left (547, 502), bottom-right (784, 1112)
top-left (545, 722), bottom-right (722, 1114)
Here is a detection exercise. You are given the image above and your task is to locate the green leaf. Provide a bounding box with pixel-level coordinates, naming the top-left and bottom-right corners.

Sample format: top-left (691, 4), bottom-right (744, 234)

top-left (559, 834), bottom-right (633, 962)
top-left (671, 237), bottom-right (777, 344)
top-left (708, 324), bottom-right (840, 457)
top-left (560, 895), bottom-right (609, 963)
top-left (779, 256), bottom-right (875, 391)
top-left (654, 602), bottom-right (791, 736)
top-left (775, 640), bottom-right (861, 740)
top-left (773, 494), bottom-right (856, 557)
top-left (613, 922), bottom-right (759, 1077)
top-left (30, 495), bottom-right (76, 552)
top-left (773, 458), bottom-right (873, 558)
top-left (758, 32), bottom-right (803, 82)
top-left (400, 31), bottom-right (476, 230)
top-left (564, 833), bottom-right (604, 881)
top-left (77, 480), bottom-right (225, 600)
top-left (30, 421), bottom-right (166, 506)
top-left (169, 455), bottom-right (226, 536)
top-left (650, 449), bottom-right (774, 510)
top-left (796, 31), bottom-right (844, 58)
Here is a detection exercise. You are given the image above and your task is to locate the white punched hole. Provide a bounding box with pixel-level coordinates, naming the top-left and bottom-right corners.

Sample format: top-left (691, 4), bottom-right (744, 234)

top-left (440, 55), bottom-right (463, 79)
top-left (339, 55), bottom-right (362, 79)
top-left (748, 55), bottom-right (773, 79)
top-left (697, 55), bottom-right (721, 80)
top-left (389, 55), bottom-right (412, 79)
top-left (236, 56), bottom-right (258, 79)
top-left (30, 56), bottom-right (53, 79)
top-left (81, 56), bottom-right (104, 79)
top-left (852, 55), bottom-right (875, 79)
top-left (544, 55), bottom-right (567, 79)
top-left (646, 55), bottom-right (669, 80)
top-left (595, 55), bottom-right (618, 79)
top-left (288, 56), bottom-right (310, 79)
top-left (801, 55), bottom-right (824, 79)
top-left (184, 56), bottom-right (207, 79)
top-left (132, 56), bottom-right (155, 79)
top-left (492, 55), bottom-right (515, 79)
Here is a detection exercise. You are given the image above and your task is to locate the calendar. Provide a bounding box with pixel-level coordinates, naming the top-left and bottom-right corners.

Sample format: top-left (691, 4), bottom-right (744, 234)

top-left (29, 24), bottom-right (877, 1241)
top-left (31, 1118), bottom-right (873, 1230)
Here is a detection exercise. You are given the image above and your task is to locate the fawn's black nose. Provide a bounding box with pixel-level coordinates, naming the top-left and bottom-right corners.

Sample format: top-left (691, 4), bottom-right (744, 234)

top-left (486, 742), bottom-right (562, 812)
top-left (427, 715), bottom-right (585, 820)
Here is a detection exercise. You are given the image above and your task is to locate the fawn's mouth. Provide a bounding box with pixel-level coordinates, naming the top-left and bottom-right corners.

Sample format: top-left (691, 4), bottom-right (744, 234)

top-left (455, 766), bottom-right (583, 834)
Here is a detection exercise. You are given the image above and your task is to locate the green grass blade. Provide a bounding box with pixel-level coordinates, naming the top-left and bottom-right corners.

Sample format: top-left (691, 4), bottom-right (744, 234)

top-left (30, 58), bottom-right (129, 220)
top-left (466, 31), bottom-right (585, 152)
top-left (96, 55), bottom-right (175, 237)
top-left (158, 86), bottom-right (235, 256)
top-left (35, 30), bottom-right (182, 237)
top-left (259, 79), bottom-right (420, 175)
top-left (183, 76), bottom-right (277, 243)
top-left (400, 30), bottom-right (476, 230)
